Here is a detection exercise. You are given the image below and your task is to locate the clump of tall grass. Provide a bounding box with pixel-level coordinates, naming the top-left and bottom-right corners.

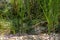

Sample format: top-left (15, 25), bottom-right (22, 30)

top-left (0, 0), bottom-right (60, 35)
top-left (40, 0), bottom-right (59, 34)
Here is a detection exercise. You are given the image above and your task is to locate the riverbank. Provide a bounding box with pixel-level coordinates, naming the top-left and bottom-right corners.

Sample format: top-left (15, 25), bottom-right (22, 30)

top-left (0, 33), bottom-right (60, 40)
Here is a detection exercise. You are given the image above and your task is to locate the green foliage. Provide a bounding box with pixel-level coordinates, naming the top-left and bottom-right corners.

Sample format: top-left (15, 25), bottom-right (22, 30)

top-left (0, 0), bottom-right (60, 35)
top-left (0, 19), bottom-right (12, 35)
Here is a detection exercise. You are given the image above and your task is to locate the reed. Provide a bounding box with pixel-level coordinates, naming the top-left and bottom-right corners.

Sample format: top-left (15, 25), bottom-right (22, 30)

top-left (40, 0), bottom-right (59, 34)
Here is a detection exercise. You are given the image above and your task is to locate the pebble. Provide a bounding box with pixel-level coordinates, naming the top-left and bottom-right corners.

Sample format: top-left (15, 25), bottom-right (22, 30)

top-left (0, 34), bottom-right (60, 40)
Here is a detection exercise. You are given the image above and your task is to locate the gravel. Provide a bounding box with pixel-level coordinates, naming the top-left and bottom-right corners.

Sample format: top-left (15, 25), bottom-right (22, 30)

top-left (0, 33), bottom-right (60, 40)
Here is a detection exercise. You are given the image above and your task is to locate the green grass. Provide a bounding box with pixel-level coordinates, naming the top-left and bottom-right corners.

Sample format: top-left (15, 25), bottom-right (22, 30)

top-left (0, 0), bottom-right (60, 35)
